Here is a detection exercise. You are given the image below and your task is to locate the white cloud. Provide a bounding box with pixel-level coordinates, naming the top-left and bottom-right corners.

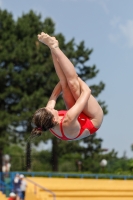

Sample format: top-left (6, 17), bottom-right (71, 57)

top-left (119, 20), bottom-right (133, 48)
top-left (109, 18), bottom-right (133, 48)
top-left (99, 0), bottom-right (109, 14)
top-left (108, 17), bottom-right (121, 45)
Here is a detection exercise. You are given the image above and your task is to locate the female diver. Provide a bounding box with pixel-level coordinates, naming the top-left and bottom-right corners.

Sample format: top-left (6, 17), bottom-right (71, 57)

top-left (31, 32), bottom-right (103, 141)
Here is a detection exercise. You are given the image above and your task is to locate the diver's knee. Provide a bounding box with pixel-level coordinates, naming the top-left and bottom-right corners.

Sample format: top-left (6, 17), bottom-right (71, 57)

top-left (67, 79), bottom-right (79, 91)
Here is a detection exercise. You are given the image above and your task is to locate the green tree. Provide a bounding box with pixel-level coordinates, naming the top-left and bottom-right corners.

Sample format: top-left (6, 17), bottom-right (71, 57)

top-left (0, 9), bottom-right (108, 172)
top-left (31, 149), bottom-right (52, 171)
top-left (4, 145), bottom-right (24, 171)
top-left (0, 9), bottom-right (17, 171)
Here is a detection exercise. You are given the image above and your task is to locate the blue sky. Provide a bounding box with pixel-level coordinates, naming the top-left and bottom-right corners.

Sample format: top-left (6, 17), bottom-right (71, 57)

top-left (1, 0), bottom-right (133, 158)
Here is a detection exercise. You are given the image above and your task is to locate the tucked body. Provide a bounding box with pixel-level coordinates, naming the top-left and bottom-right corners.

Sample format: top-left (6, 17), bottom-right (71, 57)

top-left (31, 33), bottom-right (103, 140)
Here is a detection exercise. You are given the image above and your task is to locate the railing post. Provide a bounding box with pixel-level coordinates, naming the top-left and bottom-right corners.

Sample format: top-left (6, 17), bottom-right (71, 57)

top-left (34, 184), bottom-right (37, 194)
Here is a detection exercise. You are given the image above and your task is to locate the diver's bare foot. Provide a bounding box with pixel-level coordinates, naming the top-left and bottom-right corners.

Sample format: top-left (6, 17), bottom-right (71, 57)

top-left (38, 32), bottom-right (59, 49)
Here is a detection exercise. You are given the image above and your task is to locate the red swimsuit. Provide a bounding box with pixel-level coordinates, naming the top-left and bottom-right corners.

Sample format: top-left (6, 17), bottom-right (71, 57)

top-left (49, 110), bottom-right (98, 141)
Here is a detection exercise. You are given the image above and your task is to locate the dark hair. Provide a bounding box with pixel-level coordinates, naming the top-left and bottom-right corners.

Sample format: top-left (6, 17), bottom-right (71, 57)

top-left (31, 107), bottom-right (57, 137)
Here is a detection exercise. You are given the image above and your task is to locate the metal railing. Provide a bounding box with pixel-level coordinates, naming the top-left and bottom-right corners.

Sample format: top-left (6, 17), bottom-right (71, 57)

top-left (0, 179), bottom-right (12, 197)
top-left (26, 177), bottom-right (56, 200)
top-left (0, 180), bottom-right (6, 193)
top-left (10, 172), bottom-right (133, 180)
